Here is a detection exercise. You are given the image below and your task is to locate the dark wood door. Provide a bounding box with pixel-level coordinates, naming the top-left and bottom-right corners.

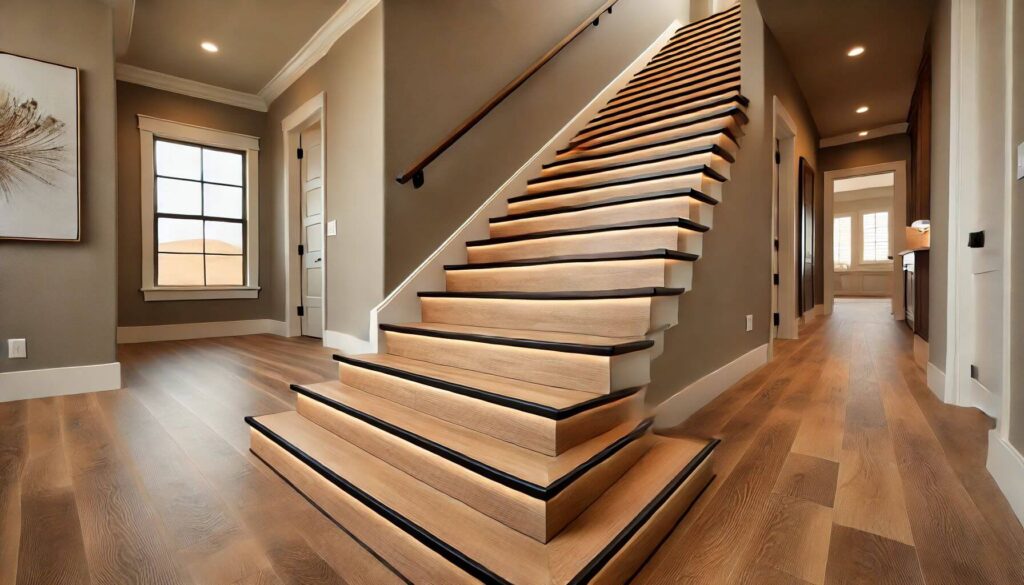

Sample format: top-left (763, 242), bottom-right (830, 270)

top-left (798, 157), bottom-right (815, 314)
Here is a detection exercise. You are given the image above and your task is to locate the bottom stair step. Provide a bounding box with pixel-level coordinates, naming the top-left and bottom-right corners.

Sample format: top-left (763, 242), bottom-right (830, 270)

top-left (248, 411), bottom-right (718, 584)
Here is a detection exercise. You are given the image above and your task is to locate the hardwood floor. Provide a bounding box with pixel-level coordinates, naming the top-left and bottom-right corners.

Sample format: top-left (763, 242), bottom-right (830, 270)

top-left (1, 300), bottom-right (1021, 583)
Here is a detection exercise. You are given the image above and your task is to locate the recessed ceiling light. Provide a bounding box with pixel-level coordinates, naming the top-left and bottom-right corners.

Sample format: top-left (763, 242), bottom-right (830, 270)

top-left (858, 131), bottom-right (869, 137)
top-left (201, 41), bottom-right (219, 53)
top-left (847, 46), bottom-right (866, 57)
top-left (856, 106), bottom-right (869, 114)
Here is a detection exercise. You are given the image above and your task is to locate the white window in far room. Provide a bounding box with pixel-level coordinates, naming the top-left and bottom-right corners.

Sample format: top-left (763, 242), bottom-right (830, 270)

top-left (862, 211), bottom-right (890, 263)
top-left (833, 215), bottom-right (852, 270)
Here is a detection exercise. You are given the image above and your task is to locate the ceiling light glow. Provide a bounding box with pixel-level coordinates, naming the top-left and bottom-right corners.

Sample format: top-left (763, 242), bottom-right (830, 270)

top-left (858, 131), bottom-right (869, 136)
top-left (847, 46), bottom-right (866, 57)
top-left (855, 106), bottom-right (869, 114)
top-left (201, 41), bottom-right (219, 53)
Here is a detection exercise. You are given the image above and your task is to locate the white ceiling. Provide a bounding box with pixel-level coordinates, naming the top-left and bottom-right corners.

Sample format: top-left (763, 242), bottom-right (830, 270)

top-left (758, 0), bottom-right (934, 138)
top-left (835, 185), bottom-right (894, 203)
top-left (834, 172), bottom-right (894, 193)
top-left (120, 0), bottom-right (345, 95)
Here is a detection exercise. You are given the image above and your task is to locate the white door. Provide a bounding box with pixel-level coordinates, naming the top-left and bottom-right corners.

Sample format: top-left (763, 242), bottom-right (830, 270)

top-left (300, 123), bottom-right (323, 338)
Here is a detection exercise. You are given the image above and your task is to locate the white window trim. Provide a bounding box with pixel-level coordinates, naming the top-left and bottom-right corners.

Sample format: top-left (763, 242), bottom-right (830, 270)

top-left (138, 115), bottom-right (261, 301)
top-left (833, 214), bottom-right (853, 272)
top-left (859, 209), bottom-right (893, 266)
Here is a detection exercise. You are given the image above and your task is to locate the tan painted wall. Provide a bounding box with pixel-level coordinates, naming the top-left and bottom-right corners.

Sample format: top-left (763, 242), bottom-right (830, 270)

top-left (383, 0), bottom-right (691, 291)
top-left (262, 5), bottom-right (385, 340)
top-left (928, 0), bottom-right (952, 372)
top-left (0, 0), bottom-right (118, 375)
top-left (1010, 0), bottom-right (1024, 452)
top-left (116, 82), bottom-right (272, 326)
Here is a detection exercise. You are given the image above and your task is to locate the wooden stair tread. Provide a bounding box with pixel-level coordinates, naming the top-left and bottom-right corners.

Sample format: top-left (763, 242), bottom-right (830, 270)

top-left (499, 190), bottom-right (716, 222)
top-left (531, 148), bottom-right (732, 186)
top-left (290, 381), bottom-right (650, 490)
top-left (559, 107), bottom-right (746, 156)
top-left (631, 35), bottom-right (740, 88)
top-left (587, 79), bottom-right (741, 129)
top-left (418, 287), bottom-right (684, 300)
top-left (335, 352), bottom-right (636, 413)
top-left (445, 249), bottom-right (699, 271)
top-left (382, 322), bottom-right (654, 356)
top-left (248, 411), bottom-right (717, 584)
top-left (572, 93), bottom-right (747, 147)
top-left (523, 164), bottom-right (726, 200)
top-left (466, 218), bottom-right (709, 247)
top-left (542, 130), bottom-right (739, 178)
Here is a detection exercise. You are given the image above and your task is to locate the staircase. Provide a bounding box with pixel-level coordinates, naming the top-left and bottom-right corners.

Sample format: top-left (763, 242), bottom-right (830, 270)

top-left (248, 6), bottom-right (746, 583)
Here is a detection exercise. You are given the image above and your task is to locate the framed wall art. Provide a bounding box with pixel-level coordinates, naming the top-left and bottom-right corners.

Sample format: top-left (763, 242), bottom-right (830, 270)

top-left (0, 51), bottom-right (80, 241)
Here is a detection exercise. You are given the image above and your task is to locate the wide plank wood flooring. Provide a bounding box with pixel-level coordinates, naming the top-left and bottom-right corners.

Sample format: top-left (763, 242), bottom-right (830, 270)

top-left (1, 299), bottom-right (1021, 583)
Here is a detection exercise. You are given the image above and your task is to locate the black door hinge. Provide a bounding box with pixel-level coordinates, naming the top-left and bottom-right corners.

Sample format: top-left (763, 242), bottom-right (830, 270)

top-left (297, 306), bottom-right (305, 317)
top-left (773, 313), bottom-right (780, 326)
top-left (773, 273), bottom-right (780, 285)
top-left (297, 147), bottom-right (304, 160)
top-left (775, 151), bottom-right (781, 164)
top-left (298, 244), bottom-right (304, 256)
top-left (774, 238), bottom-right (780, 250)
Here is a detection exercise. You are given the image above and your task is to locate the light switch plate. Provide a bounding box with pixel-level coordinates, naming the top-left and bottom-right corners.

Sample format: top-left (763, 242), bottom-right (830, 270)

top-left (745, 315), bottom-right (753, 332)
top-left (326, 220), bottom-right (337, 237)
top-left (7, 339), bottom-right (26, 359)
top-left (1017, 141), bottom-right (1024, 180)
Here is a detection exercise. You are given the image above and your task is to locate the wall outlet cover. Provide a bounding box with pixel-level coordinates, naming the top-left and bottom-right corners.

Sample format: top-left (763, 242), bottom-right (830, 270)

top-left (326, 220), bottom-right (337, 237)
top-left (7, 338), bottom-right (26, 359)
top-left (1017, 141), bottom-right (1024, 180)
top-left (745, 314), bottom-right (754, 332)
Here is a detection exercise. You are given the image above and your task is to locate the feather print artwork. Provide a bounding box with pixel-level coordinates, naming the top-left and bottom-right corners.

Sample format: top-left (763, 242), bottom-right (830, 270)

top-left (0, 89), bottom-right (69, 200)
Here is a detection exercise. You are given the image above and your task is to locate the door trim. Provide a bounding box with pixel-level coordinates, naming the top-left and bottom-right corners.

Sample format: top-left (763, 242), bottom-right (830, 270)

top-left (772, 96), bottom-right (799, 340)
top-left (282, 93), bottom-right (327, 339)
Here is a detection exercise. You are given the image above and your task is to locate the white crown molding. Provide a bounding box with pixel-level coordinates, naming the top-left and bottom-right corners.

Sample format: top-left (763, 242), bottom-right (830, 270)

top-left (819, 122), bottom-right (909, 149)
top-left (258, 0), bottom-right (381, 105)
top-left (115, 63), bottom-right (268, 112)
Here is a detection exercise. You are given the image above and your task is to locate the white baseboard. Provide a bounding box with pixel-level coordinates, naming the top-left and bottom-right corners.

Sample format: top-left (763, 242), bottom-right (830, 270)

top-left (323, 329), bottom-right (375, 356)
top-left (987, 431), bottom-right (1024, 525)
top-left (0, 362), bottom-right (122, 403)
top-left (653, 344), bottom-right (769, 429)
top-left (927, 362), bottom-right (945, 400)
top-left (117, 319), bottom-right (288, 343)
top-left (967, 378), bottom-right (1000, 418)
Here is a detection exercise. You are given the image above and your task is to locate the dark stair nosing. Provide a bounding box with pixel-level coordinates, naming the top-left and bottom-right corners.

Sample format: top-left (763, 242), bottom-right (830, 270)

top-left (631, 45), bottom-right (742, 92)
top-left (417, 287), bottom-right (686, 300)
top-left (466, 218), bottom-right (709, 247)
top-left (521, 165), bottom-right (726, 200)
top-left (587, 85), bottom-right (742, 126)
top-left (612, 55), bottom-right (742, 106)
top-left (668, 3), bottom-right (740, 42)
top-left (610, 63), bottom-right (745, 124)
top-left (596, 72), bottom-right (741, 121)
top-left (600, 65), bottom-right (742, 114)
top-left (557, 108), bottom-right (746, 157)
top-left (573, 98), bottom-right (744, 149)
top-left (538, 145), bottom-right (732, 183)
top-left (656, 23), bottom-right (741, 66)
top-left (497, 189), bottom-right (718, 222)
top-left (662, 14), bottom-right (741, 57)
top-left (584, 87), bottom-right (744, 145)
top-left (545, 127), bottom-right (739, 171)
top-left (445, 248), bottom-right (699, 272)
top-left (379, 323), bottom-right (655, 356)
top-left (248, 415), bottom-right (719, 585)
top-left (287, 384), bottom-right (653, 501)
top-left (633, 34), bottom-right (742, 85)
top-left (334, 354), bottom-right (642, 420)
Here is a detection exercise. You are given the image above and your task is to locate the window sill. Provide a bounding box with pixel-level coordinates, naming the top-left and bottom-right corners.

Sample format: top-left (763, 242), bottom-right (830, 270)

top-left (142, 286), bottom-right (260, 302)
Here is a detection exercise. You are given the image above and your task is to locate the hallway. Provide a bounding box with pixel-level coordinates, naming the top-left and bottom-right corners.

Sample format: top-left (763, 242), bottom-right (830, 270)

top-left (1, 302), bottom-right (1023, 583)
top-left (636, 299), bottom-right (1024, 584)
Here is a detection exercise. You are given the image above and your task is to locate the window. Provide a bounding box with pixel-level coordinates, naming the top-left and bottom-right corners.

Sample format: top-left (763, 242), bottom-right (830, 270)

top-left (139, 116), bottom-right (260, 301)
top-left (833, 215), bottom-right (852, 270)
top-left (862, 211), bottom-right (889, 263)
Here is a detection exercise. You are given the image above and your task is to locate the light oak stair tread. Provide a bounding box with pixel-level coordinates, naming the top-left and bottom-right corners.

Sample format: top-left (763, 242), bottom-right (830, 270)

top-left (632, 34), bottom-right (741, 87)
top-left (248, 411), bottom-right (718, 584)
top-left (542, 130), bottom-right (739, 178)
top-left (589, 77), bottom-right (741, 128)
top-left (608, 56), bottom-right (742, 109)
top-left (381, 322), bottom-right (654, 356)
top-left (620, 47), bottom-right (742, 97)
top-left (666, 2), bottom-right (739, 42)
top-left (552, 118), bottom-right (740, 169)
top-left (418, 287), bottom-right (684, 300)
top-left (290, 380), bottom-right (650, 488)
top-left (522, 163), bottom-right (727, 200)
top-left (530, 147), bottom-right (733, 188)
top-left (497, 191), bottom-right (717, 223)
top-left (650, 27), bottom-right (740, 72)
top-left (335, 352), bottom-right (640, 414)
top-left (559, 106), bottom-right (747, 156)
top-left (445, 249), bottom-right (699, 272)
top-left (466, 218), bottom-right (709, 248)
top-left (596, 68), bottom-right (742, 118)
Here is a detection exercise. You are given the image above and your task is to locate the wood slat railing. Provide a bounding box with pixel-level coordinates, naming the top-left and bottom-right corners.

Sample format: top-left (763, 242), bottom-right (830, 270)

top-left (396, 0), bottom-right (622, 188)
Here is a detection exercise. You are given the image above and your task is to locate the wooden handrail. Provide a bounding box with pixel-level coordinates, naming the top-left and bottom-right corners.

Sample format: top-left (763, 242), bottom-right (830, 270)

top-left (396, 0), bottom-right (622, 188)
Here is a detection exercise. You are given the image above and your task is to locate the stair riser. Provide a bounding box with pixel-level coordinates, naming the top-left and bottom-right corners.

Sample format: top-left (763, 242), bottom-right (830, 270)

top-left (446, 259), bottom-right (693, 293)
top-left (598, 71), bottom-right (740, 119)
top-left (573, 114), bottom-right (744, 154)
top-left (497, 197), bottom-right (714, 237)
top-left (527, 153), bottom-right (729, 195)
top-left (573, 97), bottom-right (744, 146)
top-left (649, 26), bottom-right (740, 69)
top-left (593, 80), bottom-right (740, 128)
top-left (250, 430), bottom-right (479, 584)
top-left (420, 296), bottom-right (678, 337)
top-left (543, 133), bottom-right (737, 178)
top-left (383, 330), bottom-right (651, 393)
top-left (467, 226), bottom-right (702, 264)
top-left (339, 361), bottom-right (647, 455)
top-left (622, 47), bottom-right (741, 96)
top-left (611, 57), bottom-right (742, 108)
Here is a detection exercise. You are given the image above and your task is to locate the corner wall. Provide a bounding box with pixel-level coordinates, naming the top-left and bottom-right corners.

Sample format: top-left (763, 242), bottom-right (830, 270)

top-left (1010, 0), bottom-right (1024, 455)
top-left (0, 0), bottom-right (118, 386)
top-left (928, 0), bottom-right (952, 374)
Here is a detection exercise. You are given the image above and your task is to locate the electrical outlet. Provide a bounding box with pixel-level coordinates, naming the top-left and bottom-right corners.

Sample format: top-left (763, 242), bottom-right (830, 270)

top-left (745, 315), bottom-right (753, 332)
top-left (326, 220), bottom-right (337, 237)
top-left (7, 339), bottom-right (26, 359)
top-left (1017, 141), bottom-right (1024, 180)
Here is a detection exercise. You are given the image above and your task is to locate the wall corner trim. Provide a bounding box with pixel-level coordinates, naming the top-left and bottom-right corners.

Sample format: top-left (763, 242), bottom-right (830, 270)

top-left (117, 319), bottom-right (288, 343)
top-left (323, 329), bottom-right (376, 356)
top-left (0, 362), bottom-right (122, 403)
top-left (259, 0), bottom-right (381, 105)
top-left (115, 63), bottom-right (268, 112)
top-left (987, 431), bottom-right (1024, 525)
top-left (926, 362), bottom-right (946, 400)
top-left (653, 344), bottom-right (770, 429)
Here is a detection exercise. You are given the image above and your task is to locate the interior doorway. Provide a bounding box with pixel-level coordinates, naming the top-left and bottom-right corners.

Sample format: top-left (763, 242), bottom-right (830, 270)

top-left (823, 162), bottom-right (907, 320)
top-left (772, 96), bottom-right (799, 340)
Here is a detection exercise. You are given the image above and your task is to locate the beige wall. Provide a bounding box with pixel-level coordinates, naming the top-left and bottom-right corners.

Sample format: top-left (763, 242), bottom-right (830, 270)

top-left (928, 0), bottom-right (952, 372)
top-left (116, 82), bottom-right (272, 326)
top-left (1010, 0), bottom-right (1023, 452)
top-left (0, 0), bottom-right (118, 375)
top-left (383, 0), bottom-right (691, 290)
top-left (262, 5), bottom-right (385, 340)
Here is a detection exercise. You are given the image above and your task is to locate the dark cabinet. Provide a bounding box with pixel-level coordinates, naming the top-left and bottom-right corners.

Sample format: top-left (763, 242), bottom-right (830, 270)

top-left (903, 250), bottom-right (929, 340)
top-left (907, 52), bottom-right (931, 225)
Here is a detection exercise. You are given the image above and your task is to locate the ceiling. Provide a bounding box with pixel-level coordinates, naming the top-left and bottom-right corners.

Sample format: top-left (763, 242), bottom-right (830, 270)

top-left (120, 0), bottom-right (345, 94)
top-left (835, 173), bottom-right (894, 193)
top-left (758, 0), bottom-right (933, 138)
